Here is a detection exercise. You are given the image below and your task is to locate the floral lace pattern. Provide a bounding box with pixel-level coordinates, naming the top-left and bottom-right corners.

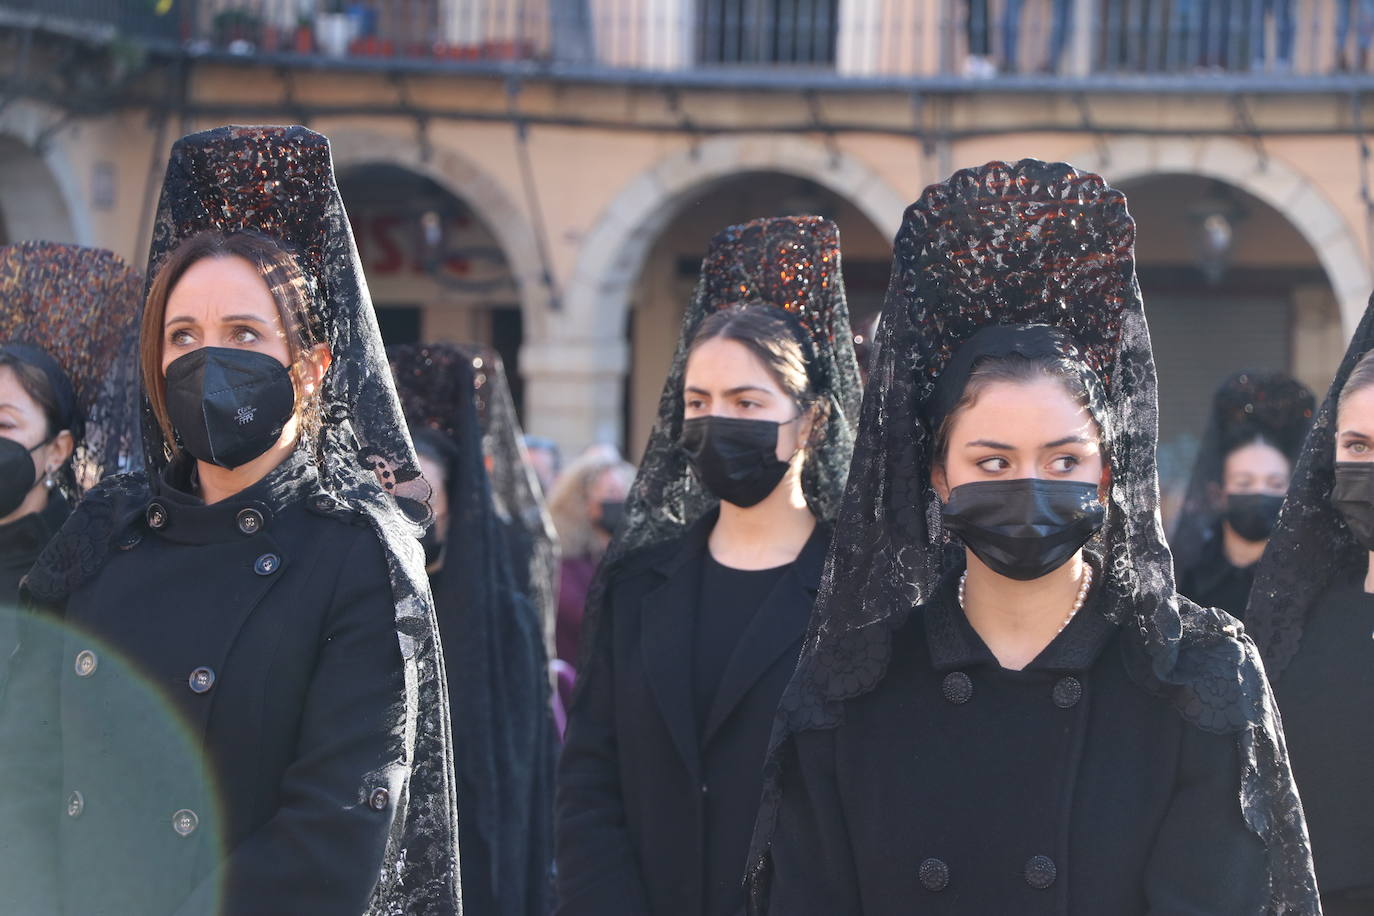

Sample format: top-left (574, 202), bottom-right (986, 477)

top-left (745, 160), bottom-right (1319, 915)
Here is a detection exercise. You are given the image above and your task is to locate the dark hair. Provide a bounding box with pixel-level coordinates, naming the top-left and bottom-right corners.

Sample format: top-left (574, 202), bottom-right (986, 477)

top-left (933, 352), bottom-right (1094, 464)
top-left (688, 303), bottom-right (828, 448)
top-left (1340, 350), bottom-right (1374, 418)
top-left (0, 351), bottom-right (62, 439)
top-left (141, 230), bottom-right (323, 455)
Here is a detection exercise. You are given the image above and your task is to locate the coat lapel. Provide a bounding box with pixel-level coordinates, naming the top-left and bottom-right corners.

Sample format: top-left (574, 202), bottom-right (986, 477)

top-left (640, 513), bottom-right (716, 781)
top-left (701, 524), bottom-right (828, 747)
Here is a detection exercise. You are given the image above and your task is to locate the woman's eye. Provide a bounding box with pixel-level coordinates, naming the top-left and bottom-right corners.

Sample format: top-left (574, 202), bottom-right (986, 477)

top-left (231, 326), bottom-right (261, 344)
top-left (1350, 441), bottom-right (1369, 454)
top-left (738, 400), bottom-right (758, 410)
top-left (976, 456), bottom-right (1009, 472)
top-left (168, 329), bottom-right (194, 346)
top-left (685, 398), bottom-right (704, 410)
top-left (1050, 455), bottom-right (1080, 472)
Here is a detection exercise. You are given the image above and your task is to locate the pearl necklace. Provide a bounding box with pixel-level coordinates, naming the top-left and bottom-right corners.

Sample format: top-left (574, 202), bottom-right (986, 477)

top-left (958, 563), bottom-right (1094, 636)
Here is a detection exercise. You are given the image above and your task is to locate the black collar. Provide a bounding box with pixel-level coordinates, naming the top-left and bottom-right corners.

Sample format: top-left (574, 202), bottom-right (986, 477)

top-left (924, 563), bottom-right (1119, 673)
top-left (145, 448), bottom-right (319, 546)
top-left (647, 508), bottom-right (829, 593)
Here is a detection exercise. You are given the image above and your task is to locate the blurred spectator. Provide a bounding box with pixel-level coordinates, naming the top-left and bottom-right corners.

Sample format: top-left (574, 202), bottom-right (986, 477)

top-left (548, 448), bottom-right (636, 664)
top-left (1001, 0), bottom-right (1073, 73)
top-left (965, 0), bottom-right (997, 77)
top-left (523, 433), bottom-right (562, 496)
top-left (1251, 0), bottom-right (1295, 70)
top-left (1337, 0), bottom-right (1374, 70)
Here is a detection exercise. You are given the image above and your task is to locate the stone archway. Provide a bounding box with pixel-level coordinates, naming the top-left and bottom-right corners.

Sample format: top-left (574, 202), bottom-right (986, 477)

top-left (1072, 136), bottom-right (1371, 335)
top-left (526, 133), bottom-right (908, 453)
top-left (326, 126), bottom-right (552, 338)
top-left (0, 102), bottom-right (86, 245)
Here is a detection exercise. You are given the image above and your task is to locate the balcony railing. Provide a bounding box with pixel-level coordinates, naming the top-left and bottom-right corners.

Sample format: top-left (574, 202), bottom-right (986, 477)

top-left (4, 0), bottom-right (1372, 82)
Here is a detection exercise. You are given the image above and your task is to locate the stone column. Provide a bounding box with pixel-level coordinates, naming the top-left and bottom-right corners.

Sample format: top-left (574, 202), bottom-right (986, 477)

top-left (521, 334), bottom-right (630, 459)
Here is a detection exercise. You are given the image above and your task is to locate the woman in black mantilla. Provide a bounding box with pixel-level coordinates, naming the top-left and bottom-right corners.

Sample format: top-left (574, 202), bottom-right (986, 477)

top-left (457, 343), bottom-right (561, 666)
top-left (1172, 370), bottom-right (1314, 618)
top-left (1249, 294), bottom-right (1374, 914)
top-left (0, 126), bottom-right (461, 915)
top-left (555, 216), bottom-right (860, 916)
top-left (390, 341), bottom-right (557, 916)
top-left (747, 161), bottom-right (1318, 915)
top-left (0, 242), bottom-right (142, 611)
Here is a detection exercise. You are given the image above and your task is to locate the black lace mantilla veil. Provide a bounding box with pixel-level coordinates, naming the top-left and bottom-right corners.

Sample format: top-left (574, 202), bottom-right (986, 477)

top-left (456, 343), bottom-right (560, 658)
top-left (1170, 370), bottom-right (1315, 566)
top-left (389, 342), bottom-right (555, 916)
top-left (572, 215), bottom-right (862, 678)
top-left (745, 161), bottom-right (1318, 914)
top-left (24, 126), bottom-right (462, 914)
top-left (1249, 299), bottom-right (1374, 678)
top-left (0, 241), bottom-right (144, 492)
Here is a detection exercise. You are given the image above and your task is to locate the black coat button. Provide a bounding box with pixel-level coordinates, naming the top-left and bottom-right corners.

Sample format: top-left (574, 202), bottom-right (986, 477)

top-left (1053, 676), bottom-right (1083, 709)
top-left (918, 857), bottom-right (949, 892)
top-left (146, 502), bottom-right (167, 530)
top-left (1025, 855), bottom-right (1057, 889)
top-left (74, 650), bottom-right (97, 677)
top-left (369, 787), bottom-right (390, 811)
top-left (941, 672), bottom-right (972, 705)
top-left (188, 667), bottom-right (216, 694)
top-left (254, 553), bottom-right (280, 576)
top-left (66, 790), bottom-right (84, 818)
top-left (118, 531), bottom-right (142, 550)
top-left (236, 508), bottom-right (263, 535)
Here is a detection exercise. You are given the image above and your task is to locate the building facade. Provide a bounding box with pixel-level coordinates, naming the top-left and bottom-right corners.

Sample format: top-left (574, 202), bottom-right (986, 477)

top-left (1, 0), bottom-right (1370, 505)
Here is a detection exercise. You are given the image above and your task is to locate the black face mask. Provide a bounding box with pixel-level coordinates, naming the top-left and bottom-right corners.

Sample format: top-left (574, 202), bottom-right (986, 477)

top-left (679, 415), bottom-right (795, 508)
top-left (596, 500), bottom-right (626, 536)
top-left (1332, 462), bottom-right (1374, 550)
top-left (942, 478), bottom-right (1105, 581)
top-left (1224, 492), bottom-right (1284, 543)
top-left (165, 347), bottom-right (298, 469)
top-left (0, 436), bottom-right (42, 518)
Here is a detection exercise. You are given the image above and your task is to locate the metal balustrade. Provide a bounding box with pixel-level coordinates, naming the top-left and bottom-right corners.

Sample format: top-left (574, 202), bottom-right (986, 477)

top-left (1, 0), bottom-right (1370, 81)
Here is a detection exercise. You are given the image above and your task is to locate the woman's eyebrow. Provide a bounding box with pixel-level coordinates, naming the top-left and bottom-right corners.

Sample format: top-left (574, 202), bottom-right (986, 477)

top-left (1043, 434), bottom-right (1090, 449)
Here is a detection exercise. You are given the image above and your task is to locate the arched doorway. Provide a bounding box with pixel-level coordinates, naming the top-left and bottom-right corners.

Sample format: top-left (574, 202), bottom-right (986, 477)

top-left (337, 162), bottom-right (527, 412)
top-left (0, 134), bottom-right (78, 246)
top-left (540, 134), bottom-right (906, 456)
top-left (625, 170), bottom-right (891, 457)
top-left (1121, 172), bottom-right (1345, 519)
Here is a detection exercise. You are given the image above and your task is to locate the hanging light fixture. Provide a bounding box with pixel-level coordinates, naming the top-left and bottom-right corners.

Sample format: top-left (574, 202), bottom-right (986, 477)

top-left (1190, 182), bottom-right (1247, 286)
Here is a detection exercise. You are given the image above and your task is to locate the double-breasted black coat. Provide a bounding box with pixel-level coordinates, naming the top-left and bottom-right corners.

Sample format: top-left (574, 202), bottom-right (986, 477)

top-left (764, 572), bottom-right (1270, 915)
top-left (0, 452), bottom-right (408, 915)
top-left (556, 513), bottom-right (827, 916)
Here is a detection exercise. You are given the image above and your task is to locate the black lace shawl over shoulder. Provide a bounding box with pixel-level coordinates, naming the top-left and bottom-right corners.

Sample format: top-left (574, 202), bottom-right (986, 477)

top-left (1249, 295), bottom-right (1374, 680)
top-left (25, 126), bottom-right (462, 915)
top-left (570, 215), bottom-right (862, 682)
top-left (745, 160), bottom-right (1318, 915)
top-left (455, 343), bottom-right (560, 660)
top-left (389, 341), bottom-right (556, 916)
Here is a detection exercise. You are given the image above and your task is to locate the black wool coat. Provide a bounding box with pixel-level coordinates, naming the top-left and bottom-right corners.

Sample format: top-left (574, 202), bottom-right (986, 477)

top-left (0, 454), bottom-right (408, 916)
top-left (765, 574), bottom-right (1270, 915)
top-left (556, 514), bottom-right (828, 916)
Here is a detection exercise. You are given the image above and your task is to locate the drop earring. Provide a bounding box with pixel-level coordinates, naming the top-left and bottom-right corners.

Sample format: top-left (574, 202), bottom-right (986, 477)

top-left (44, 468), bottom-right (56, 490)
